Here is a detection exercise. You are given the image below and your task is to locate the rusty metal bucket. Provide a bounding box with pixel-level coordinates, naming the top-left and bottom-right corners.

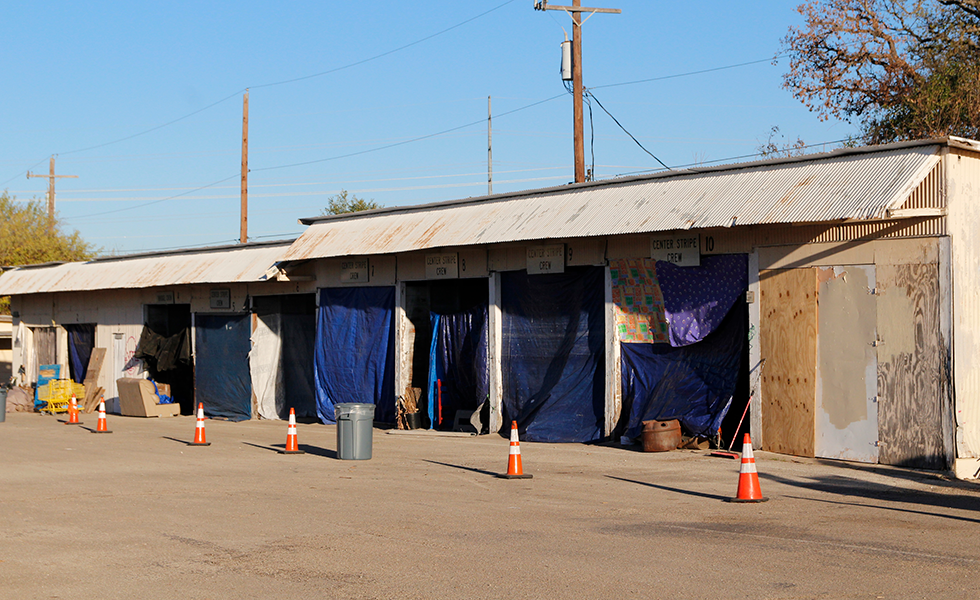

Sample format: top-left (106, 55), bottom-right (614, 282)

top-left (641, 419), bottom-right (681, 452)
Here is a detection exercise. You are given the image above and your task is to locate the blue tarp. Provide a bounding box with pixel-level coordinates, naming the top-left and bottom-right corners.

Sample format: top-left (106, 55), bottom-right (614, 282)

top-left (65, 323), bottom-right (95, 383)
top-left (657, 254), bottom-right (748, 347)
top-left (194, 314), bottom-right (252, 421)
top-left (426, 306), bottom-right (489, 429)
top-left (621, 299), bottom-right (745, 439)
top-left (315, 287), bottom-right (396, 424)
top-left (501, 267), bottom-right (604, 443)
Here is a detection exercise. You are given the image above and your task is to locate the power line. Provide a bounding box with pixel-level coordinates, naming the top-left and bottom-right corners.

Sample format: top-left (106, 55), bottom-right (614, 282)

top-left (591, 55), bottom-right (784, 91)
top-left (585, 89), bottom-right (670, 171)
top-left (61, 175), bottom-right (569, 212)
top-left (252, 94), bottom-right (567, 172)
top-left (109, 238), bottom-right (241, 254)
top-left (1, 2), bottom-right (520, 183)
top-left (251, 0), bottom-right (518, 89)
top-left (250, 56), bottom-right (785, 173)
top-left (59, 90), bottom-right (247, 157)
top-left (34, 165), bottom-right (571, 198)
top-left (0, 156), bottom-right (49, 188)
top-left (609, 137), bottom-right (855, 178)
top-left (45, 55), bottom-right (793, 219)
top-left (7, 54), bottom-right (784, 187)
top-left (68, 174), bottom-right (240, 220)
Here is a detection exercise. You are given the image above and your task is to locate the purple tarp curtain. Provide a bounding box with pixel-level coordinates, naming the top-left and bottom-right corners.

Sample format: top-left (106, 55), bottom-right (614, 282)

top-left (657, 254), bottom-right (748, 347)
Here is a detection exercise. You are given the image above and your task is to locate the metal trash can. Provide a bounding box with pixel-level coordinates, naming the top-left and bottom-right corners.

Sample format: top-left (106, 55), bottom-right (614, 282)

top-left (0, 388), bottom-right (7, 423)
top-left (335, 403), bottom-right (375, 460)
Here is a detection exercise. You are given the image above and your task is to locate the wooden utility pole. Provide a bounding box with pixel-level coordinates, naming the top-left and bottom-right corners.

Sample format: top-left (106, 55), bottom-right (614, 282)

top-left (488, 95), bottom-right (493, 196)
top-left (27, 156), bottom-right (77, 233)
top-left (240, 90), bottom-right (249, 244)
top-left (534, 1), bottom-right (620, 183)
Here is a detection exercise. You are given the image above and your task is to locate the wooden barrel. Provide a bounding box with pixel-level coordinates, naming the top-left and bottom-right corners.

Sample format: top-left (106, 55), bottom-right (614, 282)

top-left (641, 419), bottom-right (681, 452)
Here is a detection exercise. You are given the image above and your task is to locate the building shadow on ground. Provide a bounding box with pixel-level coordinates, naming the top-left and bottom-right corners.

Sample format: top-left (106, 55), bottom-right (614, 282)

top-left (812, 458), bottom-right (974, 490)
top-left (760, 471), bottom-right (980, 519)
top-left (241, 441), bottom-right (337, 458)
top-left (605, 475), bottom-right (730, 502)
top-left (422, 460), bottom-right (500, 477)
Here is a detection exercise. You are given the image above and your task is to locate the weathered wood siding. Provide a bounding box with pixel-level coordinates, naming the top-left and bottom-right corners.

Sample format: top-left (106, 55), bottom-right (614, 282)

top-left (876, 262), bottom-right (945, 468)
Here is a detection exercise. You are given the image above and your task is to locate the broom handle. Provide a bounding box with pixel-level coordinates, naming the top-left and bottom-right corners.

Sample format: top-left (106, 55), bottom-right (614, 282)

top-left (726, 358), bottom-right (767, 452)
top-left (726, 395), bottom-right (752, 452)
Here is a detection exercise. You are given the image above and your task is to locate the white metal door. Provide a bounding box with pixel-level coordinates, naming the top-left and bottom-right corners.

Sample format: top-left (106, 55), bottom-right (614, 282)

top-left (814, 265), bottom-right (879, 463)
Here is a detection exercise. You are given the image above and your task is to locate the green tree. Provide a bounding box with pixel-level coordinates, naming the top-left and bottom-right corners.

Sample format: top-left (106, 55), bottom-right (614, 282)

top-left (319, 189), bottom-right (382, 216)
top-left (0, 191), bottom-right (98, 313)
top-left (780, 0), bottom-right (980, 143)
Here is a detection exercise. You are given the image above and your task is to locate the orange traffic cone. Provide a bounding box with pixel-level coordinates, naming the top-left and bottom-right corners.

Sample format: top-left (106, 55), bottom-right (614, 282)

top-left (497, 421), bottom-right (532, 479)
top-left (729, 434), bottom-right (768, 503)
top-left (189, 403), bottom-right (210, 446)
top-left (65, 394), bottom-right (82, 425)
top-left (92, 398), bottom-right (112, 434)
top-left (279, 408), bottom-right (304, 454)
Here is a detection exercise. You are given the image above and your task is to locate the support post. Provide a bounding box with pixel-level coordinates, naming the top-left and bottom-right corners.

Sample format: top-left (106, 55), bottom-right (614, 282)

top-left (488, 95), bottom-right (493, 195)
top-left (488, 271), bottom-right (504, 434)
top-left (240, 90), bottom-right (249, 244)
top-left (604, 264), bottom-right (620, 438)
top-left (534, 1), bottom-right (620, 184)
top-left (572, 0), bottom-right (584, 183)
top-left (27, 156), bottom-right (77, 234)
top-left (748, 250), bottom-right (763, 449)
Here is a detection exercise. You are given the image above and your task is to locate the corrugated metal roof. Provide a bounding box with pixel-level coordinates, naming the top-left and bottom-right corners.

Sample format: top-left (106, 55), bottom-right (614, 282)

top-left (0, 241), bottom-right (291, 296)
top-left (285, 141), bottom-right (945, 261)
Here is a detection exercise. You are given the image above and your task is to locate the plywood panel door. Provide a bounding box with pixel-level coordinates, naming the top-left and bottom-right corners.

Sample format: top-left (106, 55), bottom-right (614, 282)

top-left (815, 266), bottom-right (879, 463)
top-left (760, 268), bottom-right (817, 457)
top-left (876, 263), bottom-right (945, 469)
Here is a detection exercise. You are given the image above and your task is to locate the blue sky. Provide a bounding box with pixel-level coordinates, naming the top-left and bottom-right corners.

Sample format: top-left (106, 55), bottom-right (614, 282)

top-left (0, 1), bottom-right (857, 254)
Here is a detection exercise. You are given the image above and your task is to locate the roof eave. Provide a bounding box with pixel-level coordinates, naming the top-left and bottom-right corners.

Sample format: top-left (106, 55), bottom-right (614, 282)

top-left (296, 137), bottom-right (952, 226)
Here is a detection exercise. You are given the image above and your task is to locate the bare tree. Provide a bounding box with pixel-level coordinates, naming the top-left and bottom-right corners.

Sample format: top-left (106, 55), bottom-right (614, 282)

top-left (781, 0), bottom-right (980, 143)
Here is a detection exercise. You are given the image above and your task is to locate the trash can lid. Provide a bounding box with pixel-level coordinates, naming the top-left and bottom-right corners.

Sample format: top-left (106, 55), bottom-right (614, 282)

top-left (334, 403), bottom-right (376, 416)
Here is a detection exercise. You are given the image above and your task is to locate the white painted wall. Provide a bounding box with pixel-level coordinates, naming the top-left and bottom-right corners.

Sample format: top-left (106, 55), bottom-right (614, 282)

top-left (945, 149), bottom-right (980, 477)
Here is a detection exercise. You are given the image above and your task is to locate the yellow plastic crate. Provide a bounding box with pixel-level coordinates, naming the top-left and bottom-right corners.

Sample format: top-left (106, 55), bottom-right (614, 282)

top-left (38, 380), bottom-right (86, 413)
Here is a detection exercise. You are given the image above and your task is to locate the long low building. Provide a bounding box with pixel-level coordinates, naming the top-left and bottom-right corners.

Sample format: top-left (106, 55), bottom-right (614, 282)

top-left (0, 240), bottom-right (314, 420)
top-left (2, 137), bottom-right (979, 478)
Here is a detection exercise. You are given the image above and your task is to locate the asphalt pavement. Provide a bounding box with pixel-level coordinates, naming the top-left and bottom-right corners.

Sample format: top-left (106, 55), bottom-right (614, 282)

top-left (1, 411), bottom-right (979, 599)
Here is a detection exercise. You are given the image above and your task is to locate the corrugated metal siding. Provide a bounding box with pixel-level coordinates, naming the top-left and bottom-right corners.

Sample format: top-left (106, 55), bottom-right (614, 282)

top-left (703, 217), bottom-right (946, 257)
top-left (0, 243), bottom-right (289, 295)
top-left (285, 145), bottom-right (942, 261)
top-left (903, 161), bottom-right (946, 210)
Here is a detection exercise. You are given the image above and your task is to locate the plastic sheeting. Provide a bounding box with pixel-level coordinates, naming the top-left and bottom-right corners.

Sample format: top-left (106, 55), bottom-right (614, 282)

top-left (657, 254), bottom-right (748, 347)
top-left (426, 306), bottom-right (489, 429)
top-left (251, 314), bottom-right (285, 420)
top-left (501, 267), bottom-right (604, 443)
top-left (194, 314), bottom-right (253, 421)
top-left (252, 312), bottom-right (318, 420)
top-left (621, 299), bottom-right (746, 439)
top-left (65, 323), bottom-right (95, 383)
top-left (315, 287), bottom-right (396, 424)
